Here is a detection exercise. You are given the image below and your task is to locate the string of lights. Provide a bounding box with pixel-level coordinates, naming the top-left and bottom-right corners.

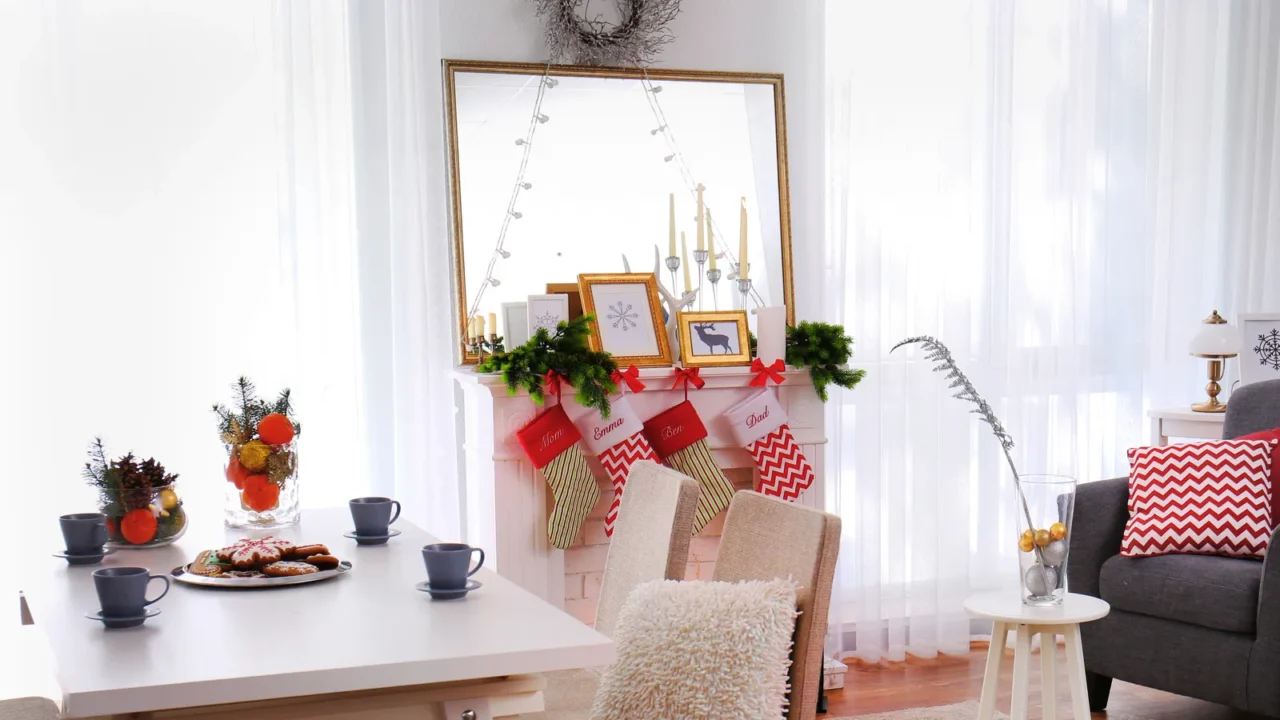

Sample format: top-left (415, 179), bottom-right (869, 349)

top-left (466, 66), bottom-right (558, 322)
top-left (639, 71), bottom-right (766, 309)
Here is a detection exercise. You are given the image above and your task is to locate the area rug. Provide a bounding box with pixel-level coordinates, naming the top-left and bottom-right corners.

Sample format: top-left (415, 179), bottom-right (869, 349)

top-left (832, 700), bottom-right (1007, 720)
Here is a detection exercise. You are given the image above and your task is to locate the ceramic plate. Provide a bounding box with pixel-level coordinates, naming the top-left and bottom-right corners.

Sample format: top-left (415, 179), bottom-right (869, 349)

top-left (171, 560), bottom-right (352, 588)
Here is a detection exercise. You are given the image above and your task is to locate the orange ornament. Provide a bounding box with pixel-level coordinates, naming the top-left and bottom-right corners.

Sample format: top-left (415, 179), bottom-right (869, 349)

top-left (225, 458), bottom-right (250, 489)
top-left (241, 474), bottom-right (280, 512)
top-left (257, 413), bottom-right (295, 446)
top-left (120, 508), bottom-right (158, 545)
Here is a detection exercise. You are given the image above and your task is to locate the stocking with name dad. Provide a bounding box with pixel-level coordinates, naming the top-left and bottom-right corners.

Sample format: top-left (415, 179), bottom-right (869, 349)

top-left (725, 389), bottom-right (814, 501)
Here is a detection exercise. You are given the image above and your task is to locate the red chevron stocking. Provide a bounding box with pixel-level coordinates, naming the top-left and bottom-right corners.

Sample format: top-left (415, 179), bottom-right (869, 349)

top-left (726, 390), bottom-right (814, 502)
top-left (644, 400), bottom-right (736, 534)
top-left (579, 396), bottom-right (659, 536)
top-left (516, 404), bottom-right (600, 550)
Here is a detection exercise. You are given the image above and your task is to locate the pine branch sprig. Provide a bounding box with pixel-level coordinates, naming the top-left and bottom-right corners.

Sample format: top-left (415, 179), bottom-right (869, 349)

top-left (477, 315), bottom-right (619, 417)
top-left (785, 321), bottom-right (865, 401)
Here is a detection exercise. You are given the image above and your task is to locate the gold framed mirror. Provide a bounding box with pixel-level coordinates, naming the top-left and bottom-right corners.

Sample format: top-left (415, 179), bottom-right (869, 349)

top-left (444, 59), bottom-right (793, 364)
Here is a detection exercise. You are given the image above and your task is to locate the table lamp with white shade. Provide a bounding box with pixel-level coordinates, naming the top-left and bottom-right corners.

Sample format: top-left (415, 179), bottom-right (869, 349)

top-left (1188, 309), bottom-right (1242, 413)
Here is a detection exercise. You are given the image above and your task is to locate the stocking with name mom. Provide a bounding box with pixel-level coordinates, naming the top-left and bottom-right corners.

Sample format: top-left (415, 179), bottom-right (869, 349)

top-left (725, 390), bottom-right (814, 502)
top-left (515, 403), bottom-right (600, 549)
top-left (579, 395), bottom-right (660, 537)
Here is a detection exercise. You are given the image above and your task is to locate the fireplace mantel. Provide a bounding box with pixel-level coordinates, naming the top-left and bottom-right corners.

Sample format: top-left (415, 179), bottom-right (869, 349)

top-left (453, 365), bottom-right (829, 607)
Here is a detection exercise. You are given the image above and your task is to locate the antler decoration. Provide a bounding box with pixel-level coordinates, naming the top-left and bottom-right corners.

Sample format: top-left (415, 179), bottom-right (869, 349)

top-left (891, 336), bottom-right (1048, 578)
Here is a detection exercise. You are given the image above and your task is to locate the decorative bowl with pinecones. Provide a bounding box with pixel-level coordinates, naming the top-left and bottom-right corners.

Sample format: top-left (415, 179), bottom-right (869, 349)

top-left (214, 377), bottom-right (301, 528)
top-left (84, 438), bottom-right (188, 548)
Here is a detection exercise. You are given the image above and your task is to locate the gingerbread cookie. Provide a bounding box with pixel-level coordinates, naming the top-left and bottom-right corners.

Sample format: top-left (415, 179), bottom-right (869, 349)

top-left (262, 561), bottom-right (318, 577)
top-left (303, 554), bottom-right (340, 570)
top-left (189, 549), bottom-right (225, 577)
top-left (223, 570), bottom-right (267, 579)
top-left (217, 537), bottom-right (296, 568)
top-left (288, 543), bottom-right (329, 558)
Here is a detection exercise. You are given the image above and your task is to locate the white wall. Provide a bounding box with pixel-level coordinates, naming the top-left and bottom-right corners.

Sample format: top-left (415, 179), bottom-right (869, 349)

top-left (436, 0), bottom-right (827, 320)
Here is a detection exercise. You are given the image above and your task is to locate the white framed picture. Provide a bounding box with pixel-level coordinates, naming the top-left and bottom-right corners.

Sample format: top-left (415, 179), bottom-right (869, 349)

top-left (527, 294), bottom-right (570, 336)
top-left (577, 273), bottom-right (671, 367)
top-left (501, 302), bottom-right (529, 348)
top-left (1240, 312), bottom-right (1280, 386)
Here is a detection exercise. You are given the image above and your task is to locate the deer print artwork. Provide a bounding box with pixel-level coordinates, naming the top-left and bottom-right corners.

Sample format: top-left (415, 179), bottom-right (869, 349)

top-left (691, 323), bottom-right (736, 355)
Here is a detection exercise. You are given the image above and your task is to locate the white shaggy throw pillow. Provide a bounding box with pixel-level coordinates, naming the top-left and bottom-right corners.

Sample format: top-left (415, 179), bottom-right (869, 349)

top-left (590, 578), bottom-right (799, 720)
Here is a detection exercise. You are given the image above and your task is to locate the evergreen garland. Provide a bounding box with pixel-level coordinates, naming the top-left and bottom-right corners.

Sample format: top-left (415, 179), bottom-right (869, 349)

top-left (785, 321), bottom-right (867, 401)
top-left (477, 315), bottom-right (619, 417)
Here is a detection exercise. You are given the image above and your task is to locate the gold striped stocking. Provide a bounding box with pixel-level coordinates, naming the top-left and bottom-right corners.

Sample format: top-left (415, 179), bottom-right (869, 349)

top-left (663, 440), bottom-right (736, 534)
top-left (515, 404), bottom-right (600, 550)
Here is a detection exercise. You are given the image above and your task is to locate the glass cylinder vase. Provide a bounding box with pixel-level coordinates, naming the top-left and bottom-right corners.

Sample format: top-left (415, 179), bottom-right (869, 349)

top-left (224, 439), bottom-right (300, 528)
top-left (1014, 474), bottom-right (1076, 606)
top-left (103, 482), bottom-right (188, 549)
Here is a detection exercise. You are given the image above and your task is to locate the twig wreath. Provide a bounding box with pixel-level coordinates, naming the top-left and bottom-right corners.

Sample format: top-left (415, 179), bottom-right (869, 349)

top-left (532, 0), bottom-right (682, 66)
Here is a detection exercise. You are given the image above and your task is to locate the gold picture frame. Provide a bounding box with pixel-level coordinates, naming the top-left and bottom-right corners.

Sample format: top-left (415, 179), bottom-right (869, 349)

top-left (677, 310), bottom-right (752, 368)
top-left (578, 273), bottom-right (671, 367)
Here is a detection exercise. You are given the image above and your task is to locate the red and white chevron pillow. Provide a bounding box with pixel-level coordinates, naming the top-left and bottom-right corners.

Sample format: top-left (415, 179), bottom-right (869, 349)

top-left (1121, 439), bottom-right (1278, 559)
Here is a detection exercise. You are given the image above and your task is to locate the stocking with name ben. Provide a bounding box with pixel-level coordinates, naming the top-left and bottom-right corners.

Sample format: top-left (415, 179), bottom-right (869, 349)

top-left (642, 400), bottom-right (736, 534)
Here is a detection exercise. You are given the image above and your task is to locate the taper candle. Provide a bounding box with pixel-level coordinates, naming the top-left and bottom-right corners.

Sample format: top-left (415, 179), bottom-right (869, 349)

top-left (488, 312), bottom-right (497, 336)
top-left (707, 208), bottom-right (717, 270)
top-left (668, 193), bottom-right (677, 258)
top-left (468, 316), bottom-right (477, 341)
top-left (681, 232), bottom-right (691, 293)
top-left (738, 197), bottom-right (749, 280)
top-left (475, 314), bottom-right (485, 338)
top-left (695, 184), bottom-right (705, 252)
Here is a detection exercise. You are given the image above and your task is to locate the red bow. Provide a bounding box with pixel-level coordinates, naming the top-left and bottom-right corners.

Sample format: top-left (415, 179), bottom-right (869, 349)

top-left (611, 365), bottom-right (646, 394)
top-left (543, 370), bottom-right (564, 401)
top-left (671, 366), bottom-right (705, 391)
top-left (749, 358), bottom-right (786, 387)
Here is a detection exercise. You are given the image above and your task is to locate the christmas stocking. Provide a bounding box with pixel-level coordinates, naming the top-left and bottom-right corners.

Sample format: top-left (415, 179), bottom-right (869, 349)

top-left (579, 395), bottom-right (660, 536)
top-left (643, 400), bottom-right (736, 534)
top-left (726, 390), bottom-right (815, 501)
top-left (516, 404), bottom-right (600, 549)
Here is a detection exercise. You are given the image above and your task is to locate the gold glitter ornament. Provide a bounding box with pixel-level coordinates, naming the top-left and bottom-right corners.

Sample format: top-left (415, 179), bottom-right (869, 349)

top-left (1018, 535), bottom-right (1035, 553)
top-left (1034, 529), bottom-right (1051, 547)
top-left (239, 440), bottom-right (270, 471)
top-left (1050, 522), bottom-right (1068, 541)
top-left (159, 487), bottom-right (179, 511)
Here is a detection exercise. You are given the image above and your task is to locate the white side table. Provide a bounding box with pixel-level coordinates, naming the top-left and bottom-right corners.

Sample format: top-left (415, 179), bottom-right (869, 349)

top-left (964, 592), bottom-right (1110, 720)
top-left (1147, 407), bottom-right (1225, 446)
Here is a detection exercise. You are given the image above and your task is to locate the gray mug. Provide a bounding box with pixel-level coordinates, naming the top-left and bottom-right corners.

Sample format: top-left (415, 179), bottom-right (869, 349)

top-left (60, 513), bottom-right (108, 555)
top-left (93, 567), bottom-right (169, 618)
top-left (349, 497), bottom-right (401, 536)
top-left (422, 543), bottom-right (484, 590)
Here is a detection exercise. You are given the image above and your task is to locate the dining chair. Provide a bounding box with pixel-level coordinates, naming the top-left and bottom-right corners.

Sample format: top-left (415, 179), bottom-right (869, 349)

top-left (0, 620), bottom-right (60, 720)
top-left (593, 460), bottom-right (700, 638)
top-left (538, 461), bottom-right (700, 720)
top-left (713, 491), bottom-right (842, 720)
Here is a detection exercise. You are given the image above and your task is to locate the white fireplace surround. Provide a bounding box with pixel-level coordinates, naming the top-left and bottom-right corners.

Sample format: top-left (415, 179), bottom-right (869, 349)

top-left (454, 365), bottom-right (828, 607)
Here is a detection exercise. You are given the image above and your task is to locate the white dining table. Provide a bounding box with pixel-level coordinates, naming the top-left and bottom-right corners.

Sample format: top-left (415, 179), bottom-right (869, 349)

top-left (20, 507), bottom-right (613, 719)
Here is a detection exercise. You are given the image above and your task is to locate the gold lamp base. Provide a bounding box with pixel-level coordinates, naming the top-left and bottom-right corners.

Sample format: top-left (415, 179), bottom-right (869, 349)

top-left (1190, 357), bottom-right (1229, 413)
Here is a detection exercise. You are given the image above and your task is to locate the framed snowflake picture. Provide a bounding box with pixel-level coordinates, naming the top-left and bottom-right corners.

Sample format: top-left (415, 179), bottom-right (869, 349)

top-left (1240, 313), bottom-right (1280, 386)
top-left (527, 294), bottom-right (570, 336)
top-left (677, 310), bottom-right (752, 368)
top-left (577, 273), bottom-right (671, 367)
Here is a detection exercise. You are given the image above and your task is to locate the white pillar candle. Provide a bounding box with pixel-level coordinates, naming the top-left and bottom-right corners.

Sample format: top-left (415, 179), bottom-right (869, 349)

top-left (756, 306), bottom-right (787, 364)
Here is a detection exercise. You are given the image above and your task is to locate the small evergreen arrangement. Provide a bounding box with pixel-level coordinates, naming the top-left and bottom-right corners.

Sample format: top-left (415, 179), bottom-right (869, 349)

top-left (212, 376), bottom-right (300, 448)
top-left (477, 314), bottom-right (619, 416)
top-left (786, 321), bottom-right (867, 401)
top-left (84, 438), bottom-right (185, 545)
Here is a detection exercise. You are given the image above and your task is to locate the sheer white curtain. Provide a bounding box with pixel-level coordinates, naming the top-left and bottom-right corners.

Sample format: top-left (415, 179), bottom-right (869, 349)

top-left (0, 0), bottom-right (460, 562)
top-left (822, 0), bottom-right (1280, 662)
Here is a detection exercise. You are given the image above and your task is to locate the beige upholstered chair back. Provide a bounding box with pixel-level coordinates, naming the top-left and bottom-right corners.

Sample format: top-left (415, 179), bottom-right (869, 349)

top-left (594, 461), bottom-right (700, 638)
top-left (713, 491), bottom-right (842, 720)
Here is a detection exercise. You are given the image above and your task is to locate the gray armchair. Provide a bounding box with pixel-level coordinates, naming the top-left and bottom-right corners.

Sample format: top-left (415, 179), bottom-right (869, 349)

top-left (1069, 378), bottom-right (1280, 716)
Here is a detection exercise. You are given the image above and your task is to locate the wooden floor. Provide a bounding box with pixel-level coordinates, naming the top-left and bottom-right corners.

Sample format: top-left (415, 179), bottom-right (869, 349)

top-left (819, 642), bottom-right (1260, 720)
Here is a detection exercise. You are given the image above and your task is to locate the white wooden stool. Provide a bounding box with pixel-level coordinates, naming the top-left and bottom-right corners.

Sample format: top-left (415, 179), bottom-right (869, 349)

top-left (964, 592), bottom-right (1110, 720)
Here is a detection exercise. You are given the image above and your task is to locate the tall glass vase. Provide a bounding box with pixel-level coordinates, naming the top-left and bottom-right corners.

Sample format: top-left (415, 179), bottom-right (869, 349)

top-left (1015, 474), bottom-right (1076, 606)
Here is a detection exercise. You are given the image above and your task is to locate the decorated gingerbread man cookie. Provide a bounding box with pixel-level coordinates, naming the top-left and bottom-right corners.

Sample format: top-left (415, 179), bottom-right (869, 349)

top-left (216, 536), bottom-right (297, 568)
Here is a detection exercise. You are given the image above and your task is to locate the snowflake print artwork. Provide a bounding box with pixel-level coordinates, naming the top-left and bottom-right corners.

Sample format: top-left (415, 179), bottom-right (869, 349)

top-left (608, 301), bottom-right (639, 332)
top-left (526, 294), bottom-right (570, 337)
top-left (534, 311), bottom-right (560, 331)
top-left (1256, 329), bottom-right (1280, 371)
